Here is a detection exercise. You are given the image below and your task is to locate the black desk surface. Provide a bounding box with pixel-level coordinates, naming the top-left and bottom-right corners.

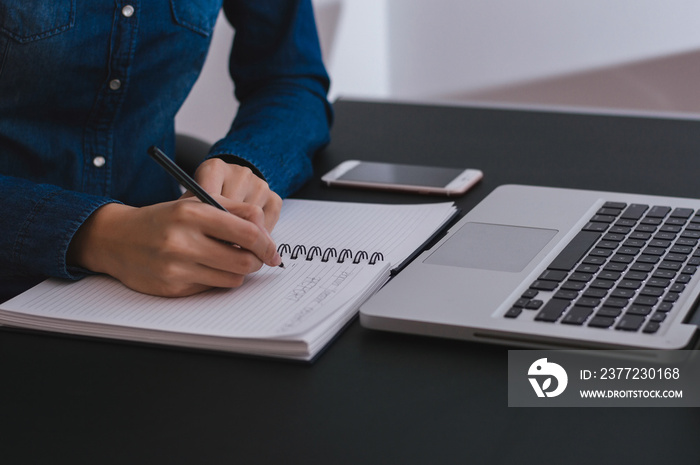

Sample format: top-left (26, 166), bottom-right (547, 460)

top-left (3, 100), bottom-right (699, 464)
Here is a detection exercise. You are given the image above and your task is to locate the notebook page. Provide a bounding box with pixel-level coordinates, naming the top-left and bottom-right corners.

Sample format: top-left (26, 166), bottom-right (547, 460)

top-left (273, 199), bottom-right (456, 266)
top-left (2, 260), bottom-right (390, 339)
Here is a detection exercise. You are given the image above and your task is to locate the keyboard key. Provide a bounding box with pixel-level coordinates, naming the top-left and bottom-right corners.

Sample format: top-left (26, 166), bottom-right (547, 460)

top-left (652, 269), bottom-right (676, 279)
top-left (605, 262), bottom-right (629, 272)
top-left (522, 289), bottom-right (539, 299)
top-left (504, 307), bottom-right (522, 318)
top-left (583, 288), bottom-right (608, 298)
top-left (535, 299), bottom-right (570, 322)
top-left (575, 297), bottom-right (601, 308)
top-left (610, 226), bottom-right (631, 234)
top-left (634, 296), bottom-right (658, 307)
top-left (657, 302), bottom-right (674, 312)
top-left (617, 280), bottom-right (641, 290)
top-left (616, 315), bottom-right (645, 331)
top-left (604, 297), bottom-right (630, 308)
top-left (665, 218), bottom-right (687, 226)
top-left (650, 312), bottom-right (667, 322)
top-left (636, 255), bottom-right (659, 264)
top-left (640, 287), bottom-right (664, 297)
top-left (621, 204), bottom-right (649, 220)
top-left (592, 215), bottom-right (616, 223)
top-left (643, 322), bottom-right (661, 334)
top-left (583, 256), bottom-right (607, 265)
top-left (538, 269), bottom-right (568, 282)
top-left (647, 206), bottom-right (671, 218)
top-left (597, 307), bottom-right (622, 318)
top-left (641, 217), bottom-right (663, 226)
top-left (561, 306), bottom-right (594, 325)
top-left (548, 231), bottom-right (601, 271)
top-left (623, 271), bottom-right (648, 281)
top-left (598, 207), bottom-right (623, 216)
top-left (626, 305), bottom-right (652, 316)
top-left (589, 316), bottom-right (615, 328)
top-left (603, 201), bottom-right (627, 210)
top-left (671, 207), bottom-right (694, 218)
top-left (610, 254), bottom-right (634, 264)
top-left (530, 280), bottom-right (558, 291)
top-left (610, 288), bottom-right (635, 299)
top-left (603, 233), bottom-right (626, 242)
top-left (647, 278), bottom-right (670, 288)
top-left (561, 281), bottom-right (586, 291)
top-left (599, 270), bottom-right (621, 281)
top-left (553, 290), bottom-right (579, 300)
top-left (576, 264), bottom-right (600, 273)
top-left (590, 248), bottom-right (612, 258)
top-left (569, 272), bottom-right (594, 282)
top-left (629, 262), bottom-right (654, 272)
top-left (590, 279), bottom-right (615, 290)
top-left (583, 222), bottom-right (609, 232)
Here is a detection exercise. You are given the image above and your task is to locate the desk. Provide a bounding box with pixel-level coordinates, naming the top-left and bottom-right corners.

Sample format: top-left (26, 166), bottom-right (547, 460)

top-left (2, 100), bottom-right (699, 464)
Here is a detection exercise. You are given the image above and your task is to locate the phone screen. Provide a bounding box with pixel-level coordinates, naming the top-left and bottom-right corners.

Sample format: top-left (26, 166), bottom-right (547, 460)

top-left (336, 162), bottom-right (463, 188)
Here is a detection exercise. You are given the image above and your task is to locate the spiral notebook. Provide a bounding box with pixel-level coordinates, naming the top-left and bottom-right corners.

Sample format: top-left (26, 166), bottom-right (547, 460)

top-left (0, 199), bottom-right (457, 361)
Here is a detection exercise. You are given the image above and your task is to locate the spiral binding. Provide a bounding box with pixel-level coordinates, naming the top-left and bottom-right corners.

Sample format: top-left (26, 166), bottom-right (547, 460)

top-left (277, 244), bottom-right (384, 265)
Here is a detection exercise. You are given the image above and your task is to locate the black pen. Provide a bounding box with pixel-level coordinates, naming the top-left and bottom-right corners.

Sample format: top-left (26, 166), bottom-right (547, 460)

top-left (147, 145), bottom-right (284, 268)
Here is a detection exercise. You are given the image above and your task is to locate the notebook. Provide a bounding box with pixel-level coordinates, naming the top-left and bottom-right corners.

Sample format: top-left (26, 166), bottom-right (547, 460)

top-left (0, 199), bottom-right (457, 361)
top-left (360, 185), bottom-right (700, 350)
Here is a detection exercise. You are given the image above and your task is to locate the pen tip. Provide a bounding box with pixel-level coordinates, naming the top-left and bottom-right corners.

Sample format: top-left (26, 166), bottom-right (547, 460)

top-left (279, 262), bottom-right (285, 269)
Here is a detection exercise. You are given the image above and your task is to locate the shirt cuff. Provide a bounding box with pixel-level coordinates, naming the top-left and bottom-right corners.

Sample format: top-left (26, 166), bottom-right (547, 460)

top-left (206, 153), bottom-right (267, 182)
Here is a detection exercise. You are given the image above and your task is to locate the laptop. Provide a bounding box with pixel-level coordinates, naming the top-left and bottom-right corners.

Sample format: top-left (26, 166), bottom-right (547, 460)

top-left (360, 184), bottom-right (700, 350)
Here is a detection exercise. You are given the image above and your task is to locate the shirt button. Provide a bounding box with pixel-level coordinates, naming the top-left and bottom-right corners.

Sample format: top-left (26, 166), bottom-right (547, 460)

top-left (93, 156), bottom-right (106, 168)
top-left (122, 5), bottom-right (135, 17)
top-left (109, 79), bottom-right (122, 90)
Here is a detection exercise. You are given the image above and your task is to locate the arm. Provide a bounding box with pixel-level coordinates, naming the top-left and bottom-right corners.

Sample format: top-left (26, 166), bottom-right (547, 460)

top-left (203, 0), bottom-right (332, 199)
top-left (0, 173), bottom-right (281, 297)
top-left (0, 174), bottom-right (113, 281)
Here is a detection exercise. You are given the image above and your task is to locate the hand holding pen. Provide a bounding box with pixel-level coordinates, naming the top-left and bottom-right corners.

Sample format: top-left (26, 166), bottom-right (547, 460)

top-left (66, 148), bottom-right (283, 297)
top-left (148, 146), bottom-right (284, 268)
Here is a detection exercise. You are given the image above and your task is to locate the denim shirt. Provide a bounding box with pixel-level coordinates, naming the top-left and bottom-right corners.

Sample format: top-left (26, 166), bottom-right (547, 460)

top-left (0, 0), bottom-right (331, 297)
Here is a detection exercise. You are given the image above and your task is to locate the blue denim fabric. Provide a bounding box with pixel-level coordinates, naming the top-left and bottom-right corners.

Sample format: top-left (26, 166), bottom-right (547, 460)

top-left (0, 0), bottom-right (331, 297)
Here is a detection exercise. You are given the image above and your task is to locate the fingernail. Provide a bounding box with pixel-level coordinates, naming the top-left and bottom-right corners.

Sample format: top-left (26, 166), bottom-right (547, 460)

top-left (270, 251), bottom-right (282, 267)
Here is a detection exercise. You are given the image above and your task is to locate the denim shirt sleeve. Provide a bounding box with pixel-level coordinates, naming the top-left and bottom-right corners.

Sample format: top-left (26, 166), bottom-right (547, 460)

top-left (0, 174), bottom-right (116, 281)
top-left (208, 0), bottom-right (333, 198)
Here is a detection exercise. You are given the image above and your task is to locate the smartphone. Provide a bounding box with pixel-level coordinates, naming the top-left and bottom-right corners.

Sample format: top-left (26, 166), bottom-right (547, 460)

top-left (321, 160), bottom-right (483, 196)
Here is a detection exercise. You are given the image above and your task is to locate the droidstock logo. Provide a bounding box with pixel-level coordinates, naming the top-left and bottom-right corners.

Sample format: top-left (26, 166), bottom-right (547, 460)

top-left (528, 358), bottom-right (568, 398)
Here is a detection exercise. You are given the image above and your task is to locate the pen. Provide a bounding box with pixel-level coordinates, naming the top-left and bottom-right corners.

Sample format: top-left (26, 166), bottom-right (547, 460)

top-left (147, 145), bottom-right (284, 268)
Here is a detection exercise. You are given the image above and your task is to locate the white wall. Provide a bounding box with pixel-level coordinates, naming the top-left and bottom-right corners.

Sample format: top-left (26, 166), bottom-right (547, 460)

top-left (386, 0), bottom-right (700, 100)
top-left (176, 0), bottom-right (700, 143)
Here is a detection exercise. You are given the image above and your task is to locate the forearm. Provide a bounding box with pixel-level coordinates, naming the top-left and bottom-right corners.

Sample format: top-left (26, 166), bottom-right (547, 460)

top-left (214, 0), bottom-right (333, 198)
top-left (0, 174), bottom-right (115, 280)
top-left (209, 76), bottom-right (331, 197)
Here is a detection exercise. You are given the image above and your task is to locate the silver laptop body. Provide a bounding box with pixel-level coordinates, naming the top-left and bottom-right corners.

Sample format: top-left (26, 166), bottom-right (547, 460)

top-left (360, 185), bottom-right (700, 350)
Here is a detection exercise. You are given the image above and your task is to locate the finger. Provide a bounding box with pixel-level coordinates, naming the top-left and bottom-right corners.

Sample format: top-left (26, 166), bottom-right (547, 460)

top-left (194, 159), bottom-right (230, 198)
top-left (188, 262), bottom-right (249, 289)
top-left (201, 204), bottom-right (281, 267)
top-left (188, 235), bottom-right (265, 276)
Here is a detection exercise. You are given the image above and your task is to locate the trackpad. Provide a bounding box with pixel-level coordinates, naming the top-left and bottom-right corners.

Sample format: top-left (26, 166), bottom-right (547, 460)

top-left (425, 222), bottom-right (558, 272)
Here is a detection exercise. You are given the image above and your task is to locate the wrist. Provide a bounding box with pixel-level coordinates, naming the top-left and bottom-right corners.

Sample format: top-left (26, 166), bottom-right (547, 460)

top-left (67, 202), bottom-right (134, 273)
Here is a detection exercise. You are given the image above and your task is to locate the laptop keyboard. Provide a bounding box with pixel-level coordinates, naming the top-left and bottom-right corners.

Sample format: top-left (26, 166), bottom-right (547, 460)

top-left (505, 202), bottom-right (700, 334)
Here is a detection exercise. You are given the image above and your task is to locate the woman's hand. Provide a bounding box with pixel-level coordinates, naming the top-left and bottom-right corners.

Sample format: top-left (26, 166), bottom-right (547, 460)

top-left (67, 197), bottom-right (282, 297)
top-left (187, 158), bottom-right (282, 233)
